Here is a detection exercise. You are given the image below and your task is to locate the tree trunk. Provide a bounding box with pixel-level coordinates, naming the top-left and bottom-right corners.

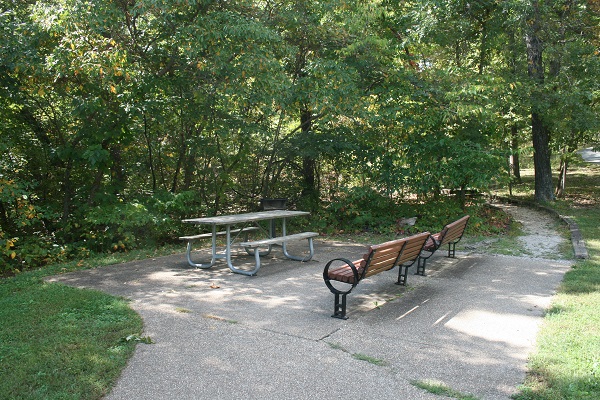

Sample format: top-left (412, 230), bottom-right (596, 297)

top-left (531, 113), bottom-right (554, 202)
top-left (555, 148), bottom-right (568, 198)
top-left (510, 125), bottom-right (522, 183)
top-left (182, 146), bottom-right (197, 191)
top-left (61, 160), bottom-right (74, 222)
top-left (171, 126), bottom-right (188, 193)
top-left (142, 114), bottom-right (157, 192)
top-left (300, 109), bottom-right (319, 210)
top-left (526, 1), bottom-right (554, 202)
top-left (110, 145), bottom-right (126, 196)
top-left (0, 201), bottom-right (14, 234)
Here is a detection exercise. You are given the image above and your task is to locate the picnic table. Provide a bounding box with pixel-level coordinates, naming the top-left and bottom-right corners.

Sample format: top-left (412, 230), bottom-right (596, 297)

top-left (182, 210), bottom-right (317, 276)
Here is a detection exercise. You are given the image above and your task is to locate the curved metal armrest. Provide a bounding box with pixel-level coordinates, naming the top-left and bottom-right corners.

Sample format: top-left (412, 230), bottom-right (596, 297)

top-left (323, 257), bottom-right (360, 295)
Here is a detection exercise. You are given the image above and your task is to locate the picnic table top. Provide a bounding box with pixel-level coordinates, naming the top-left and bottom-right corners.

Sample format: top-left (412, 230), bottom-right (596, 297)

top-left (182, 210), bottom-right (310, 225)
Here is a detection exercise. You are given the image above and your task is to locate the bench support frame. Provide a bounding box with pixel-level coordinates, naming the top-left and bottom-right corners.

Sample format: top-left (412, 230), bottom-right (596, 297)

top-left (323, 257), bottom-right (365, 319)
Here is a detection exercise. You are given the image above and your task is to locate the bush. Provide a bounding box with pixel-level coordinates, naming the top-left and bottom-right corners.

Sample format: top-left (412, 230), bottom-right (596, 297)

top-left (0, 178), bottom-right (61, 275)
top-left (319, 187), bottom-right (415, 235)
top-left (1, 189), bottom-right (213, 275)
top-left (75, 202), bottom-right (156, 253)
top-left (316, 186), bottom-right (498, 238)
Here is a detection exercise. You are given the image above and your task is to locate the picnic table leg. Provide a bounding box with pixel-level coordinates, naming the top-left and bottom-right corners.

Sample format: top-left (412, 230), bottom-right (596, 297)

top-left (282, 238), bottom-right (315, 261)
top-left (280, 217), bottom-right (314, 262)
top-left (225, 225), bottom-right (262, 276)
top-left (226, 248), bottom-right (262, 276)
top-left (185, 225), bottom-right (218, 268)
top-left (243, 221), bottom-right (273, 257)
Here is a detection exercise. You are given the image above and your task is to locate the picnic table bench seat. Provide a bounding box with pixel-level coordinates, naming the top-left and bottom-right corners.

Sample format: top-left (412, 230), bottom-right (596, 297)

top-left (238, 232), bottom-right (319, 273)
top-left (323, 231), bottom-right (430, 319)
top-left (180, 226), bottom-right (260, 268)
top-left (416, 215), bottom-right (470, 276)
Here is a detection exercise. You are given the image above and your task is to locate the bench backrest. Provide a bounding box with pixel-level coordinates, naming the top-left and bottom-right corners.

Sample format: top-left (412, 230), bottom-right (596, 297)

top-left (396, 231), bottom-right (431, 264)
top-left (438, 215), bottom-right (470, 246)
top-left (363, 232), bottom-right (430, 278)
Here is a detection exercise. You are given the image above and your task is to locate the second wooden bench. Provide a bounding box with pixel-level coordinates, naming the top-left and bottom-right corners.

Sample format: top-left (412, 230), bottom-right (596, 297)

top-left (416, 215), bottom-right (470, 276)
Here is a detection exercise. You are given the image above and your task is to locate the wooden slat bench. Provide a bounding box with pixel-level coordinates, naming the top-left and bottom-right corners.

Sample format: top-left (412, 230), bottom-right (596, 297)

top-left (180, 226), bottom-right (260, 268)
top-left (323, 231), bottom-right (430, 319)
top-left (239, 232), bottom-right (319, 272)
top-left (416, 215), bottom-right (470, 276)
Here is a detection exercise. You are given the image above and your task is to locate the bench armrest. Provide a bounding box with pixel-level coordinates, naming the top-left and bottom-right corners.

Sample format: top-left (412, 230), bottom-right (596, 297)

top-left (323, 257), bottom-right (361, 295)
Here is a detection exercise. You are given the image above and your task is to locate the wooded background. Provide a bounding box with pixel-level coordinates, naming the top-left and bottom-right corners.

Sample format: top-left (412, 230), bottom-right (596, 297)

top-left (2, 0), bottom-right (599, 272)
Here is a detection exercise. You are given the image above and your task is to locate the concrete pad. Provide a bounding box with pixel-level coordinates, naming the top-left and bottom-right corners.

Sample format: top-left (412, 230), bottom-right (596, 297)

top-left (47, 240), bottom-right (572, 400)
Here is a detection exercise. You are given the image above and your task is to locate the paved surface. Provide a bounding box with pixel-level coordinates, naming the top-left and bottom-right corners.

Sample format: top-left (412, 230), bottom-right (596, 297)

top-left (578, 147), bottom-right (600, 163)
top-left (47, 238), bottom-right (573, 399)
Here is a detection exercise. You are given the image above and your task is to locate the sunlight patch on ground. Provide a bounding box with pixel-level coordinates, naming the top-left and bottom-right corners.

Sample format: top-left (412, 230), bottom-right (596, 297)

top-left (444, 310), bottom-right (539, 352)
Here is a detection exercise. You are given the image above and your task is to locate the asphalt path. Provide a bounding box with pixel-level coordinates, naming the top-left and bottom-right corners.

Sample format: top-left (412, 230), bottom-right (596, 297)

top-left (578, 147), bottom-right (600, 163)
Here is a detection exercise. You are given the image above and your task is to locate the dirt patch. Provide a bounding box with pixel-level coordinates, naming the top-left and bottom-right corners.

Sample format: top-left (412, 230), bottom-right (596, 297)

top-left (490, 203), bottom-right (569, 260)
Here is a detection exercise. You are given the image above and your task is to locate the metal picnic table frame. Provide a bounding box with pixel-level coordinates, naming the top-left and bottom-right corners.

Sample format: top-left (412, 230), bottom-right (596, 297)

top-left (182, 210), bottom-right (313, 276)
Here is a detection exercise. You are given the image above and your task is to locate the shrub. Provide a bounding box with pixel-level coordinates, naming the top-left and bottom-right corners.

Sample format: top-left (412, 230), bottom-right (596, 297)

top-left (319, 187), bottom-right (415, 234)
top-left (317, 186), bottom-right (496, 237)
top-left (0, 178), bottom-right (60, 275)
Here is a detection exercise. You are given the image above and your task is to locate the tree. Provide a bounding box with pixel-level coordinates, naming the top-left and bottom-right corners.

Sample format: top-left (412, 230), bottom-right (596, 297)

top-left (525, 1), bottom-right (555, 202)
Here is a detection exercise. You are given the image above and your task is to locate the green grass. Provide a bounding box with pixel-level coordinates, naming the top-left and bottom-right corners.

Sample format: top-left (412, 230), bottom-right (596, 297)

top-left (505, 162), bottom-right (600, 400)
top-left (412, 379), bottom-right (480, 400)
top-left (351, 352), bottom-right (388, 366)
top-left (0, 258), bottom-right (145, 399)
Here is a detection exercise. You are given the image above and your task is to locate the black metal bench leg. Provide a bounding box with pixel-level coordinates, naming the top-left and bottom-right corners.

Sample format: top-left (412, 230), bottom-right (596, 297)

top-left (448, 243), bottom-right (456, 258)
top-left (415, 257), bottom-right (427, 276)
top-left (396, 266), bottom-right (408, 285)
top-left (332, 293), bottom-right (348, 319)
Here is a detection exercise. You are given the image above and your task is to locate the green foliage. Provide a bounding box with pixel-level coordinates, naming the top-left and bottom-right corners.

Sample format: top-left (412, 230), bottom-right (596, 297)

top-left (316, 185), bottom-right (495, 237)
top-left (0, 188), bottom-right (212, 275)
top-left (62, 191), bottom-right (211, 255)
top-left (75, 202), bottom-right (155, 253)
top-left (0, 178), bottom-right (63, 275)
top-left (2, 0), bottom-right (599, 273)
top-left (320, 186), bottom-right (408, 234)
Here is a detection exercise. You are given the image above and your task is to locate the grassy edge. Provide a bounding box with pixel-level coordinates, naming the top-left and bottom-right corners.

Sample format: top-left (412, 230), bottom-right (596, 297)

top-left (512, 223), bottom-right (600, 398)
top-left (0, 255), bottom-right (148, 399)
top-left (509, 166), bottom-right (600, 399)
